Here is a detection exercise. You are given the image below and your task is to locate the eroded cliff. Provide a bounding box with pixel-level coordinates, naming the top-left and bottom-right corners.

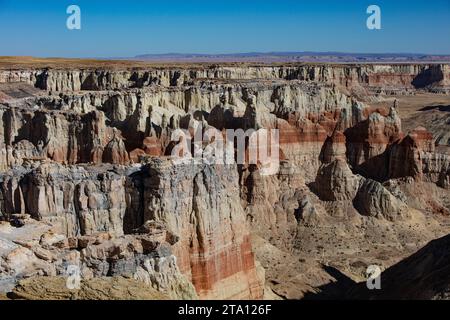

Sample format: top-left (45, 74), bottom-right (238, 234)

top-left (1, 61), bottom-right (450, 300)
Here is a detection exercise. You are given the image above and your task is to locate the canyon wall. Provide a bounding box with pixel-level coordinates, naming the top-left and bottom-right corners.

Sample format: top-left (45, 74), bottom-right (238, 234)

top-left (1, 63), bottom-right (449, 94)
top-left (0, 160), bottom-right (264, 299)
top-left (1, 62), bottom-right (450, 299)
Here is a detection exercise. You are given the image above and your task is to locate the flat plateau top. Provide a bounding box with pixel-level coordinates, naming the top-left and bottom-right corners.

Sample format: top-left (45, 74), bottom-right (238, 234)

top-left (0, 56), bottom-right (448, 71)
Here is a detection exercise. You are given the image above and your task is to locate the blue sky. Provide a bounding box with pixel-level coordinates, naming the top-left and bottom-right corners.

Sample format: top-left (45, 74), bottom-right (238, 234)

top-left (0, 0), bottom-right (449, 57)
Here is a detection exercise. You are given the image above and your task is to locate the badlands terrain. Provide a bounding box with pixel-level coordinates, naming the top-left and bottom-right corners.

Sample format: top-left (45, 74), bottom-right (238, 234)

top-left (0, 57), bottom-right (450, 300)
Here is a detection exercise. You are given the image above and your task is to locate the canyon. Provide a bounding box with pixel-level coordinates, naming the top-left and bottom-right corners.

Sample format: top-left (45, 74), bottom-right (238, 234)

top-left (0, 58), bottom-right (450, 299)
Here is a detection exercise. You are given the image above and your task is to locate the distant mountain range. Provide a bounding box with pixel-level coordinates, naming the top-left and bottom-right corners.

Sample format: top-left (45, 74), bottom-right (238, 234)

top-left (132, 52), bottom-right (450, 63)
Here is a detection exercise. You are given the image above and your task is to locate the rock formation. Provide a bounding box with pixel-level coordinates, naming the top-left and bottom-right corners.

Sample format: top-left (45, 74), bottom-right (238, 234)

top-left (1, 60), bottom-right (450, 300)
top-left (0, 215), bottom-right (197, 299)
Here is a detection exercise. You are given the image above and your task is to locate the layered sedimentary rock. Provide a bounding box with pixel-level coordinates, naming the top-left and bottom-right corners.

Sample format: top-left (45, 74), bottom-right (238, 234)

top-left (353, 179), bottom-right (410, 221)
top-left (1, 61), bottom-right (450, 300)
top-left (0, 81), bottom-right (354, 173)
top-left (345, 104), bottom-right (402, 180)
top-left (143, 158), bottom-right (264, 299)
top-left (1, 63), bottom-right (449, 94)
top-left (0, 106), bottom-right (130, 169)
top-left (0, 160), bottom-right (264, 299)
top-left (313, 159), bottom-right (362, 202)
top-left (0, 215), bottom-right (197, 299)
top-left (1, 163), bottom-right (129, 237)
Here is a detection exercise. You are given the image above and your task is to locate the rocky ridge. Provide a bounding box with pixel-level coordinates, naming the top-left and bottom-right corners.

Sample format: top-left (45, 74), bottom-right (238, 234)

top-left (0, 61), bottom-right (450, 299)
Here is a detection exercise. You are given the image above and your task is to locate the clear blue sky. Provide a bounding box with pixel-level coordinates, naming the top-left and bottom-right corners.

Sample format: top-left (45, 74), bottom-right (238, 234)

top-left (0, 0), bottom-right (449, 57)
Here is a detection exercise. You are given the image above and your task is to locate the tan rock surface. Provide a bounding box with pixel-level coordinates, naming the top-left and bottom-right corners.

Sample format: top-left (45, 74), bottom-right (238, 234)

top-left (11, 276), bottom-right (170, 300)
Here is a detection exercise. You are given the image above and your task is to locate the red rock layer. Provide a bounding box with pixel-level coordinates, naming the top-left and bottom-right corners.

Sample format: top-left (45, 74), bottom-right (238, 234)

top-left (176, 234), bottom-right (263, 299)
top-left (144, 160), bottom-right (264, 300)
top-left (129, 136), bottom-right (164, 163)
top-left (0, 109), bottom-right (131, 168)
top-left (388, 127), bottom-right (435, 180)
top-left (408, 127), bottom-right (435, 152)
top-left (367, 73), bottom-right (416, 88)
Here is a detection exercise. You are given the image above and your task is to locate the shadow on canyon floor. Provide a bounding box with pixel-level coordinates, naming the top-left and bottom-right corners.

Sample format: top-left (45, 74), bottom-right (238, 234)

top-left (303, 234), bottom-right (450, 300)
top-left (419, 105), bottom-right (450, 112)
top-left (302, 265), bottom-right (356, 300)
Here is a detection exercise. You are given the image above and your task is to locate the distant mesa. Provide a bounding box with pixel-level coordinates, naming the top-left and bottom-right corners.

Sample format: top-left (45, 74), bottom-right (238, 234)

top-left (132, 52), bottom-right (450, 63)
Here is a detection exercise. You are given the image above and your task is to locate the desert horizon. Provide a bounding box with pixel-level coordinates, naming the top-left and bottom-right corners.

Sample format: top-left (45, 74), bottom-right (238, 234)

top-left (1, 1), bottom-right (450, 316)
